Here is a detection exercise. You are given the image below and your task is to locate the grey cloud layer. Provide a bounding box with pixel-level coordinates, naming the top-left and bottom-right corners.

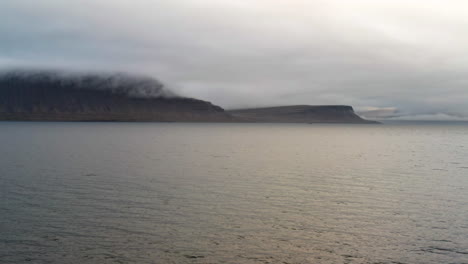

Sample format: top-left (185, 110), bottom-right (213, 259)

top-left (2, 0), bottom-right (468, 119)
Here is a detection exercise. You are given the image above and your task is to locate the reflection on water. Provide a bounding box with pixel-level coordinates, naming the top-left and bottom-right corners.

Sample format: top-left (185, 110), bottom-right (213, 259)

top-left (1, 122), bottom-right (467, 264)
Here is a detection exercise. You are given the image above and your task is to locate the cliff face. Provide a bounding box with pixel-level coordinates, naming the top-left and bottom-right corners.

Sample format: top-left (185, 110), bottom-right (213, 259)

top-left (229, 105), bottom-right (378, 123)
top-left (0, 71), bottom-right (232, 122)
top-left (0, 70), bottom-right (377, 124)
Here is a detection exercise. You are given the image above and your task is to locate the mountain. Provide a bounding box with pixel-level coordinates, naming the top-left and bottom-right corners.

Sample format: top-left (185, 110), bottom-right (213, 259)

top-left (0, 70), bottom-right (233, 122)
top-left (0, 70), bottom-right (377, 124)
top-left (228, 105), bottom-right (378, 124)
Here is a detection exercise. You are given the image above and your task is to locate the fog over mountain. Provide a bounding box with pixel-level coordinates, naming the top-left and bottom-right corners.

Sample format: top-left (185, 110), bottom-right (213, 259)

top-left (2, 0), bottom-right (468, 120)
top-left (0, 69), bottom-right (176, 98)
top-left (0, 70), bottom-right (235, 122)
top-left (0, 69), bottom-right (377, 123)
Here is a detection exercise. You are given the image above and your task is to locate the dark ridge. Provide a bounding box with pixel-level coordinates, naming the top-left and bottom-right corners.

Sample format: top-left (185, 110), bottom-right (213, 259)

top-left (0, 69), bottom-right (377, 123)
top-left (228, 105), bottom-right (379, 124)
top-left (0, 70), bottom-right (233, 122)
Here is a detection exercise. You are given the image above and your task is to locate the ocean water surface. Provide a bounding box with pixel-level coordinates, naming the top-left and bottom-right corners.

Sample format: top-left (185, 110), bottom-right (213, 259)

top-left (1, 122), bottom-right (467, 264)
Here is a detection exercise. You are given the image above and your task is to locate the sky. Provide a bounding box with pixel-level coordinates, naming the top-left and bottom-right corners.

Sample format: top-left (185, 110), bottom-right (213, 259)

top-left (2, 0), bottom-right (468, 120)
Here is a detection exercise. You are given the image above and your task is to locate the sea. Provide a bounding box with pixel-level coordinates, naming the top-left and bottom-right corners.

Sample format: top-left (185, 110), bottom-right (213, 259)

top-left (1, 122), bottom-right (467, 264)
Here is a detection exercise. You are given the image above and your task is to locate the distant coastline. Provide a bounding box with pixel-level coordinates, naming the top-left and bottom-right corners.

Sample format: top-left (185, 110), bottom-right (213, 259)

top-left (0, 70), bottom-right (378, 124)
top-left (229, 105), bottom-right (378, 124)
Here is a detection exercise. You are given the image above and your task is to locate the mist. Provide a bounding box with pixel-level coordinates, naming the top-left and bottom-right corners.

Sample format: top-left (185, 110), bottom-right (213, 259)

top-left (0, 69), bottom-right (177, 99)
top-left (2, 0), bottom-right (468, 120)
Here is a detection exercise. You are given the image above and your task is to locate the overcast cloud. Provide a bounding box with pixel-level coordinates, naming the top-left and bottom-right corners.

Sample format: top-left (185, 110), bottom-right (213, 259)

top-left (2, 0), bottom-right (468, 119)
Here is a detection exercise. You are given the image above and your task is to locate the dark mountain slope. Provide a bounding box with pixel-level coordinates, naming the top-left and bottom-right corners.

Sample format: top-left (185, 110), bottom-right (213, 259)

top-left (0, 71), bottom-right (233, 122)
top-left (0, 70), bottom-right (377, 123)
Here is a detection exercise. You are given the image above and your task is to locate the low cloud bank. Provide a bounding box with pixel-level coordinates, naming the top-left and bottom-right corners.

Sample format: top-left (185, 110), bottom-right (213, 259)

top-left (0, 69), bottom-right (178, 99)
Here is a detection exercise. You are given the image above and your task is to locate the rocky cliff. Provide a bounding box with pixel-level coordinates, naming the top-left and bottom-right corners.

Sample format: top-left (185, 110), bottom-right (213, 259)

top-left (229, 105), bottom-right (378, 123)
top-left (0, 70), bottom-right (377, 124)
top-left (0, 70), bottom-right (233, 122)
